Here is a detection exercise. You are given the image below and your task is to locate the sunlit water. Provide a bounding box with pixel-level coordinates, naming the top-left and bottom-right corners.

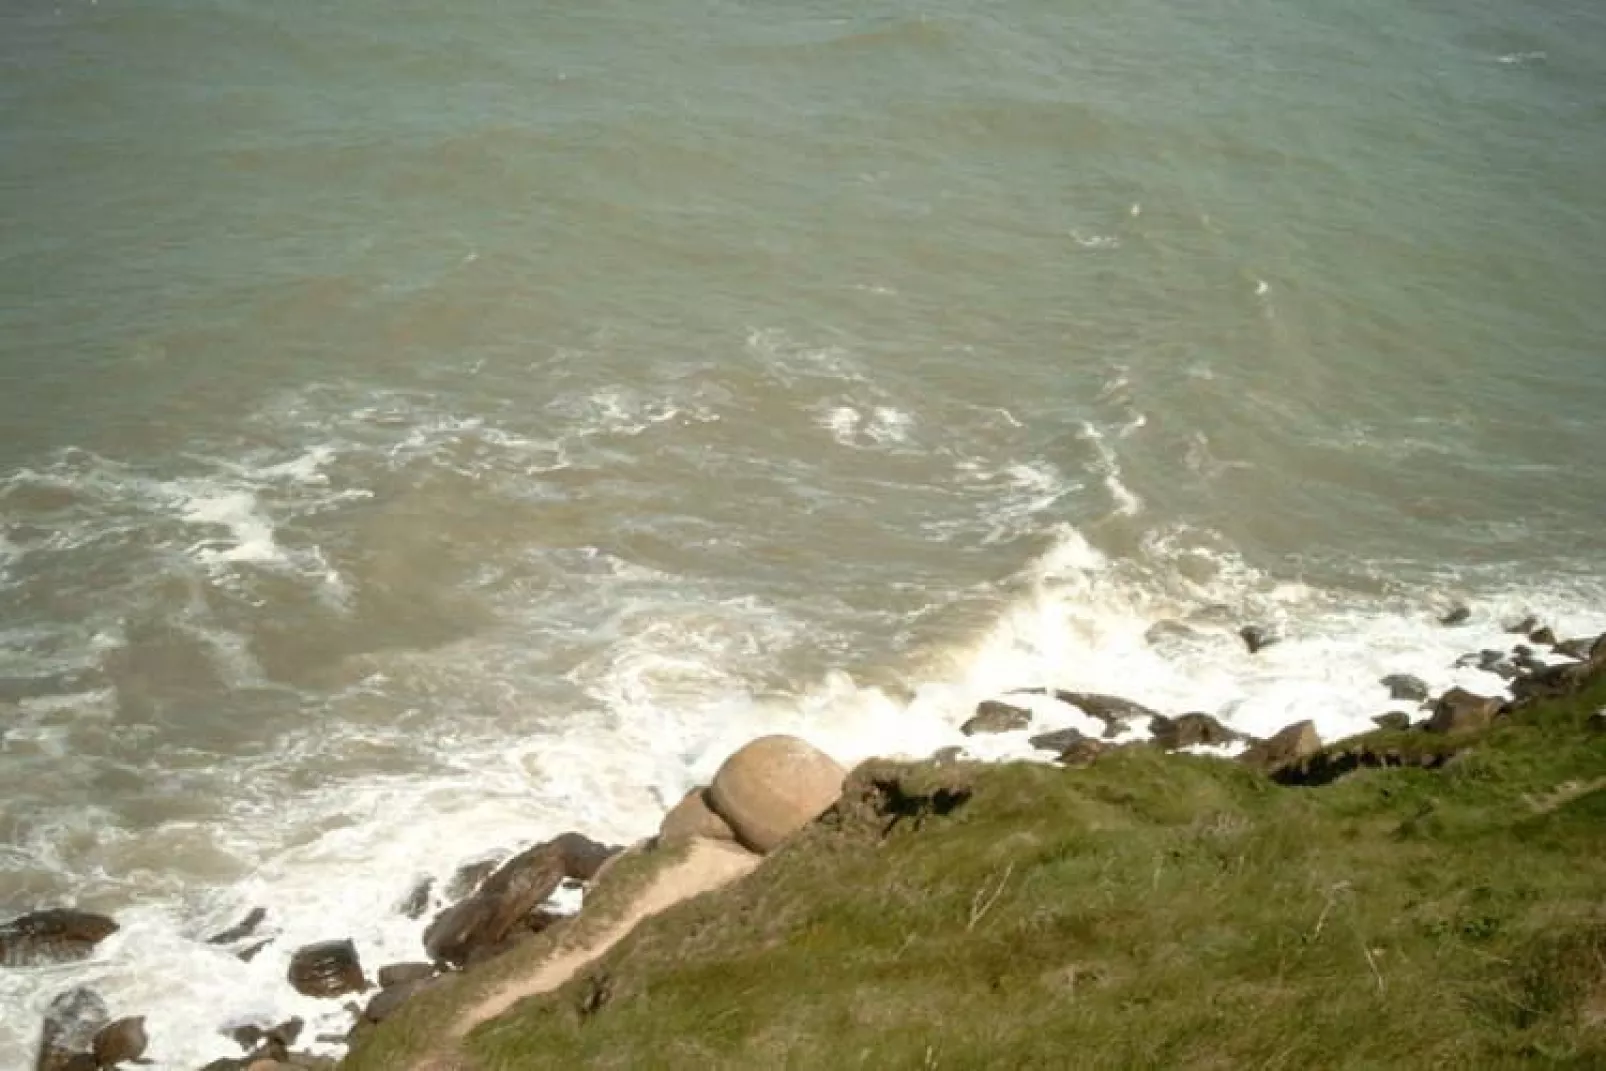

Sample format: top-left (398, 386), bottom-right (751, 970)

top-left (3, 0), bottom-right (1605, 1065)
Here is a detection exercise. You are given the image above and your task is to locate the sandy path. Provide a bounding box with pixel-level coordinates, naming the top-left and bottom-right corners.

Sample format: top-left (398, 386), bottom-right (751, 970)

top-left (447, 839), bottom-right (760, 1043)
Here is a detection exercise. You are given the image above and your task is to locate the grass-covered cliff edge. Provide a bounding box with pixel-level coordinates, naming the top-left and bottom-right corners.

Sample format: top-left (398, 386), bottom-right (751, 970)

top-left (346, 678), bottom-right (1606, 1071)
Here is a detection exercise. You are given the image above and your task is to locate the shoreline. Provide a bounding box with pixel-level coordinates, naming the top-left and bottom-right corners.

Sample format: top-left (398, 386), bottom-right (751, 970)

top-left (10, 612), bottom-right (1605, 1070)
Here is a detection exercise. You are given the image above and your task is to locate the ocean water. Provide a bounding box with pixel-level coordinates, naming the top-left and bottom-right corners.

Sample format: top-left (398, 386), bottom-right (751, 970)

top-left (3, 0), bottom-right (1606, 1065)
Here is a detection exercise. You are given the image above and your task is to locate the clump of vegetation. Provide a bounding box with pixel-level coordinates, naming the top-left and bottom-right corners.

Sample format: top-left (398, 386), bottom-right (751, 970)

top-left (351, 680), bottom-right (1606, 1071)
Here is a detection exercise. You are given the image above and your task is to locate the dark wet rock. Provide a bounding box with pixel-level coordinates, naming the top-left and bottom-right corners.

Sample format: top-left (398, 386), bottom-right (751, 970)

top-left (1511, 660), bottom-right (1596, 705)
top-left (550, 831), bottom-right (618, 881)
top-left (360, 976), bottom-right (436, 1024)
top-left (286, 939), bottom-right (366, 999)
top-left (1489, 660), bottom-right (1519, 681)
top-left (961, 700), bottom-right (1031, 735)
top-left (91, 1016), bottom-right (148, 1067)
top-left (1238, 625), bottom-right (1278, 654)
top-left (2, 909), bottom-right (119, 968)
top-left (207, 907), bottom-right (266, 946)
top-left (1380, 674), bottom-right (1430, 703)
top-left (1148, 713), bottom-right (1242, 751)
top-left (1588, 710), bottom-right (1606, 733)
top-left (398, 878), bottom-right (433, 920)
top-left (377, 962), bottom-right (436, 989)
top-left (1440, 605), bottom-right (1472, 626)
top-left (1529, 626), bottom-right (1558, 647)
top-left (424, 833), bottom-right (618, 967)
top-left (1238, 721), bottom-right (1322, 773)
top-left (1554, 636), bottom-right (1595, 660)
top-left (1513, 644), bottom-right (1534, 657)
top-left (236, 938), bottom-right (271, 963)
top-left (1505, 614), bottom-right (1540, 634)
top-left (1513, 653), bottom-right (1548, 675)
top-left (444, 857), bottom-right (500, 903)
top-left (1013, 690), bottom-right (1159, 737)
top-left (35, 987), bottom-right (108, 1071)
top-left (1027, 728), bottom-right (1088, 754)
top-left (1426, 688), bottom-right (1503, 735)
top-left (1372, 712), bottom-right (1412, 732)
top-left (225, 1018), bottom-right (303, 1062)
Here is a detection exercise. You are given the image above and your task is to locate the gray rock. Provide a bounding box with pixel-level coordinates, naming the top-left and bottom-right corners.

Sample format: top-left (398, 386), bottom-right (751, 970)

top-left (397, 879), bottom-right (433, 920)
top-left (1014, 691), bottom-right (1159, 737)
top-left (1504, 614), bottom-right (1539, 635)
top-left (376, 962), bottom-right (436, 989)
top-left (1426, 688), bottom-right (1502, 734)
top-left (1371, 712), bottom-right (1412, 732)
top-left (1380, 674), bottom-right (1429, 702)
top-left (206, 907), bottom-right (266, 946)
top-left (424, 833), bottom-right (617, 967)
top-left (1027, 728), bottom-right (1087, 754)
top-left (35, 987), bottom-right (107, 1071)
top-left (960, 700), bottom-right (1031, 736)
top-left (1528, 626), bottom-right (1558, 647)
top-left (1148, 713), bottom-right (1241, 750)
top-left (1238, 721), bottom-right (1322, 772)
top-left (1440, 605), bottom-right (1472, 626)
top-left (360, 977), bottom-right (435, 1024)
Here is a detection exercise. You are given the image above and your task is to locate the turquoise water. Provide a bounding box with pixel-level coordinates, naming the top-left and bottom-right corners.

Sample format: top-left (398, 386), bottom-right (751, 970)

top-left (2, 1), bottom-right (1605, 1065)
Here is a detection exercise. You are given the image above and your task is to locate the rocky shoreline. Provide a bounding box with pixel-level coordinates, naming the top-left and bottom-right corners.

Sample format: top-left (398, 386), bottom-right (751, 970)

top-left (8, 611), bottom-right (1606, 1071)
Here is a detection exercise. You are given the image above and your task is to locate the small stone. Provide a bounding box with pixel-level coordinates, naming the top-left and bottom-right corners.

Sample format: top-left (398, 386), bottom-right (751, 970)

top-left (397, 879), bottom-right (433, 920)
top-left (1238, 721), bottom-right (1322, 772)
top-left (1371, 712), bottom-right (1412, 732)
top-left (1019, 691), bottom-right (1160, 737)
top-left (658, 787), bottom-right (736, 844)
top-left (1554, 637), bottom-right (1594, 660)
top-left (1239, 625), bottom-right (1278, 654)
top-left (36, 987), bottom-right (108, 1071)
top-left (1148, 713), bottom-right (1240, 750)
top-left (1055, 738), bottom-right (1108, 767)
top-left (1504, 615), bottom-right (1539, 634)
top-left (1426, 688), bottom-right (1502, 734)
top-left (961, 700), bottom-right (1031, 735)
top-left (236, 939), bottom-right (271, 963)
top-left (207, 907), bottom-right (266, 946)
top-left (376, 962), bottom-right (436, 989)
top-left (91, 1016), bottom-right (148, 1067)
top-left (361, 977), bottom-right (435, 1024)
top-left (1440, 605), bottom-right (1472, 626)
top-left (929, 746), bottom-right (964, 766)
top-left (443, 858), bottom-right (500, 903)
top-left (1528, 627), bottom-right (1558, 647)
top-left (286, 940), bottom-right (366, 999)
top-left (1027, 728), bottom-right (1087, 754)
top-left (1380, 674), bottom-right (1430, 702)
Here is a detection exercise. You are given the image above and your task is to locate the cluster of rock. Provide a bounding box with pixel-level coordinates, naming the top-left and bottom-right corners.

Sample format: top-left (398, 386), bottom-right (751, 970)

top-left (957, 616), bottom-right (1606, 781)
top-left (9, 608), bottom-right (1600, 1070)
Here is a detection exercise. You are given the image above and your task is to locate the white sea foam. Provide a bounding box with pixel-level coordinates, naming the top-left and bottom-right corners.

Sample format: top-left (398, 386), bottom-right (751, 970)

top-left (3, 520), bottom-right (1604, 1068)
top-left (1078, 422), bottom-right (1143, 517)
top-left (819, 405), bottom-right (915, 448)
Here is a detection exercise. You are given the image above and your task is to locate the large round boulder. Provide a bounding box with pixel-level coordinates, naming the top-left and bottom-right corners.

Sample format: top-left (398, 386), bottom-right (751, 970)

top-left (706, 736), bottom-right (846, 854)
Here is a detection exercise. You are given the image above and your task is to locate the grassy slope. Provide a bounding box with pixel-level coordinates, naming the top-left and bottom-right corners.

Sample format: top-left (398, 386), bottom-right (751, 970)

top-left (350, 681), bottom-right (1606, 1071)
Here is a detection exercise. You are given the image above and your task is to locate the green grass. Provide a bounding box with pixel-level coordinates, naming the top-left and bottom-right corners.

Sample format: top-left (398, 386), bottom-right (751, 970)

top-left (348, 680), bottom-right (1606, 1071)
